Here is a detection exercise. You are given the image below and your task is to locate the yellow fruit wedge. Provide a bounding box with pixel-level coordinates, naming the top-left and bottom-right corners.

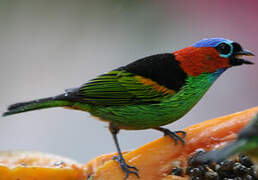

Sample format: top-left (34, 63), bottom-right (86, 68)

top-left (1, 106), bottom-right (257, 180)
top-left (0, 151), bottom-right (86, 180)
top-left (85, 106), bottom-right (258, 180)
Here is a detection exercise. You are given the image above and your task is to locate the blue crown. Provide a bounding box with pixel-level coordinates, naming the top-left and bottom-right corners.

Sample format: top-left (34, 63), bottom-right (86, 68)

top-left (192, 38), bottom-right (233, 48)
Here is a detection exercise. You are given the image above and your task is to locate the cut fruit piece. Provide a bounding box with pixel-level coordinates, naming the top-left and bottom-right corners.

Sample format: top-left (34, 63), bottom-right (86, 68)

top-left (85, 106), bottom-right (258, 180)
top-left (0, 151), bottom-right (86, 180)
top-left (1, 107), bottom-right (257, 179)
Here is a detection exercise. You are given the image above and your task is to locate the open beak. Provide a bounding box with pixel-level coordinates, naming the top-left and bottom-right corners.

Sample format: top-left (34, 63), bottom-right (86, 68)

top-left (235, 50), bottom-right (255, 57)
top-left (231, 50), bottom-right (255, 66)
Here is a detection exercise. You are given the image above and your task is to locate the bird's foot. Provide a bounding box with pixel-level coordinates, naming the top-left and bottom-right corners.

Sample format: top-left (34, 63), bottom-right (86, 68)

top-left (112, 155), bottom-right (139, 179)
top-left (163, 129), bottom-right (186, 145)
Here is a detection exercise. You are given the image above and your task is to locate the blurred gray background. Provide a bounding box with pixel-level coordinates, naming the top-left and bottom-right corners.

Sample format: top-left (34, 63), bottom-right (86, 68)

top-left (0, 0), bottom-right (257, 163)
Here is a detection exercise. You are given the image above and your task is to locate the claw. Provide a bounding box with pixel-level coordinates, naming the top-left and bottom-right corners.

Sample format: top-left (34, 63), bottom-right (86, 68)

top-left (163, 129), bottom-right (186, 145)
top-left (113, 155), bottom-right (139, 179)
top-left (174, 130), bottom-right (187, 138)
top-left (154, 127), bottom-right (186, 145)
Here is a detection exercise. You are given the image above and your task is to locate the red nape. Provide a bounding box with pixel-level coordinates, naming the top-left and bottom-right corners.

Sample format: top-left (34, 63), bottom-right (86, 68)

top-left (174, 47), bottom-right (230, 76)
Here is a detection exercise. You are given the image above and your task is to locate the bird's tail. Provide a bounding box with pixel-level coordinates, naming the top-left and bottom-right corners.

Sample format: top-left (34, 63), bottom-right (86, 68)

top-left (2, 94), bottom-right (73, 116)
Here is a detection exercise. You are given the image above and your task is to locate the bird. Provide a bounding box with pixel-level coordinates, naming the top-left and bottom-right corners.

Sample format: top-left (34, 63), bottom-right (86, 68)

top-left (192, 113), bottom-right (258, 164)
top-left (3, 38), bottom-right (254, 178)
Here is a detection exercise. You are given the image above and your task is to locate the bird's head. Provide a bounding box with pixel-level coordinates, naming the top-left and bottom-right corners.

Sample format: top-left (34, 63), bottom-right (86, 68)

top-left (174, 38), bottom-right (254, 76)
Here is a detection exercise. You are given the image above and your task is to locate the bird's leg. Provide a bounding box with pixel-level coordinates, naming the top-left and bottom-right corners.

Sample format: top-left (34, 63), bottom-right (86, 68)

top-left (153, 127), bottom-right (186, 145)
top-left (109, 124), bottom-right (139, 179)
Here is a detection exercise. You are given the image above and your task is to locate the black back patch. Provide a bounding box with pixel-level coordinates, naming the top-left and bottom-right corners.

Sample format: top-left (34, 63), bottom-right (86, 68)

top-left (121, 53), bottom-right (187, 92)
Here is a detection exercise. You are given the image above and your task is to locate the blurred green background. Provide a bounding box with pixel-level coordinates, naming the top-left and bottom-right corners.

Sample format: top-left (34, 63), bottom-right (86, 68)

top-left (0, 0), bottom-right (257, 162)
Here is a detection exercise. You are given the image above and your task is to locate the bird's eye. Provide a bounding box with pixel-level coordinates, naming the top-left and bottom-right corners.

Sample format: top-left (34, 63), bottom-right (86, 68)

top-left (216, 43), bottom-right (232, 55)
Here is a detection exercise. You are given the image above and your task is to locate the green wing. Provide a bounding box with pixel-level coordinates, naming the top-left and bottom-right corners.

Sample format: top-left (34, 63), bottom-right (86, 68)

top-left (74, 69), bottom-right (174, 106)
